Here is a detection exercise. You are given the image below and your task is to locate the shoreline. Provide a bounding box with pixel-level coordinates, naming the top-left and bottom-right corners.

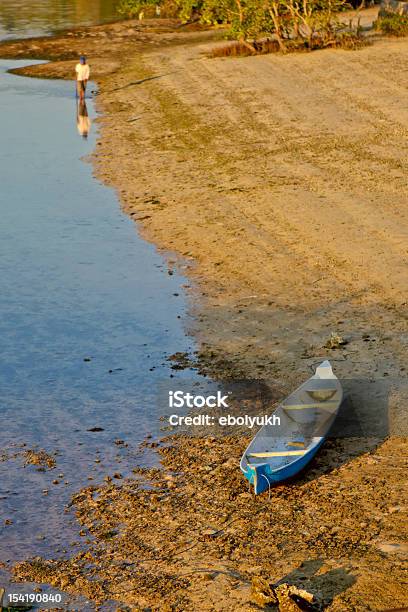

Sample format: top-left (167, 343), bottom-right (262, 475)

top-left (1, 13), bottom-right (408, 610)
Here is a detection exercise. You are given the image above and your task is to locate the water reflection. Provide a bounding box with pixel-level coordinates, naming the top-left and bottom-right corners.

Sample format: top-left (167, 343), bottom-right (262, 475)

top-left (0, 0), bottom-right (121, 41)
top-left (76, 99), bottom-right (91, 137)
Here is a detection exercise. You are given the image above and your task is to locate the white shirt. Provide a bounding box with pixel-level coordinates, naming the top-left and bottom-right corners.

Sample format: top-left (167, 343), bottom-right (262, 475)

top-left (75, 63), bottom-right (90, 81)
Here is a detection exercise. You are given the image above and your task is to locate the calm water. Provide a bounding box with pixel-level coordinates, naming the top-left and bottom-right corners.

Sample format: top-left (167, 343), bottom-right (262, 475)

top-left (0, 0), bottom-right (121, 40)
top-left (0, 3), bottom-right (206, 594)
top-left (0, 57), bottom-right (204, 587)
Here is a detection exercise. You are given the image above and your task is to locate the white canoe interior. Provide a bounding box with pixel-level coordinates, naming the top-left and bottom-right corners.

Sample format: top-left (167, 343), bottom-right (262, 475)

top-left (240, 360), bottom-right (342, 474)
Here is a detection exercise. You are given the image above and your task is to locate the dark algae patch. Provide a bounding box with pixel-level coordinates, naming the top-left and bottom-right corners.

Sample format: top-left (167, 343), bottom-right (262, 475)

top-left (167, 348), bottom-right (247, 379)
top-left (23, 449), bottom-right (57, 470)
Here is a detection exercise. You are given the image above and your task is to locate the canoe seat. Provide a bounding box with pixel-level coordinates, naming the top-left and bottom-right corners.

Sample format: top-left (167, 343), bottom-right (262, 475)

top-left (283, 400), bottom-right (338, 410)
top-left (248, 450), bottom-right (307, 458)
top-left (306, 387), bottom-right (337, 393)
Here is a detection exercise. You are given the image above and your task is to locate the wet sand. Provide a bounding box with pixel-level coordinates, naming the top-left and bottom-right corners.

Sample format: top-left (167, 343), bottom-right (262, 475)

top-left (1, 10), bottom-right (407, 610)
top-left (12, 435), bottom-right (408, 610)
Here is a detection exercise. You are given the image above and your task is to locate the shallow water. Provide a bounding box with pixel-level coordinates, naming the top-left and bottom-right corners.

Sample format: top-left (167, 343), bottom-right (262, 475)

top-left (0, 60), bottom-right (204, 582)
top-left (0, 0), bottom-right (121, 40)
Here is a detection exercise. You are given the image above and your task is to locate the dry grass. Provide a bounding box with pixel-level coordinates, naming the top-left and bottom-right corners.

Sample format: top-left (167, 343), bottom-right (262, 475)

top-left (211, 39), bottom-right (282, 57)
top-left (210, 32), bottom-right (366, 57)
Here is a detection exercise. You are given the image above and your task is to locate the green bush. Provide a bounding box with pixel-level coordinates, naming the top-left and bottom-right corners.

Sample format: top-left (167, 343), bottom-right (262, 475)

top-left (374, 12), bottom-right (408, 36)
top-left (118, 0), bottom-right (362, 52)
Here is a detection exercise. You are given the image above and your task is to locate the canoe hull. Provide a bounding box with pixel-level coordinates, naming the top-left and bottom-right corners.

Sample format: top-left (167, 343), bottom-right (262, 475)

top-left (240, 360), bottom-right (342, 494)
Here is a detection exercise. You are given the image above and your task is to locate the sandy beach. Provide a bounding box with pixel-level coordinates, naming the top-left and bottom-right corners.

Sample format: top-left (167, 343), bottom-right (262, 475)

top-left (1, 11), bottom-right (407, 610)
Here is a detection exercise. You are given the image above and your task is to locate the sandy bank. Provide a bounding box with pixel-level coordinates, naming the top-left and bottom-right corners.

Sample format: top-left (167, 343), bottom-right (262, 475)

top-left (85, 10), bottom-right (408, 418)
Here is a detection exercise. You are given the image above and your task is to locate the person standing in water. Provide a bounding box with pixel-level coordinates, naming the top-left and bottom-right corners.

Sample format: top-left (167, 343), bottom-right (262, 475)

top-left (75, 55), bottom-right (90, 101)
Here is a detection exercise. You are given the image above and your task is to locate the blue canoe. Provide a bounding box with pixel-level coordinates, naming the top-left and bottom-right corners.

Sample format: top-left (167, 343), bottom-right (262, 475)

top-left (240, 360), bottom-right (342, 494)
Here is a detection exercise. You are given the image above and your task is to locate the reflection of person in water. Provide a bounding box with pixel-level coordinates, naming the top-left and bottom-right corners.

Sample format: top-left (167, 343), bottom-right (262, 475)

top-left (75, 55), bottom-right (90, 101)
top-left (77, 100), bottom-right (91, 138)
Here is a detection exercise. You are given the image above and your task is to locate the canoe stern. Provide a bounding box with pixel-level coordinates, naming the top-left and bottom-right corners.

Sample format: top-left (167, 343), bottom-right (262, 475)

top-left (242, 437), bottom-right (327, 494)
top-left (243, 463), bottom-right (272, 495)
